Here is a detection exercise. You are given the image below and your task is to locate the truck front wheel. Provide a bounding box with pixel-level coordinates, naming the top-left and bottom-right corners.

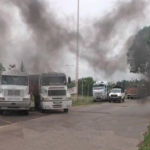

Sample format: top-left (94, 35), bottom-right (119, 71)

top-left (122, 98), bottom-right (125, 102)
top-left (24, 110), bottom-right (29, 115)
top-left (64, 109), bottom-right (69, 113)
top-left (0, 110), bottom-right (3, 115)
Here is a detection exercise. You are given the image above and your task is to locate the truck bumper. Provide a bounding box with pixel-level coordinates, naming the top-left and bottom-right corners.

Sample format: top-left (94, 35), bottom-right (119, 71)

top-left (40, 100), bottom-right (72, 110)
top-left (93, 97), bottom-right (107, 101)
top-left (109, 97), bottom-right (121, 101)
top-left (0, 101), bottom-right (31, 110)
top-left (127, 95), bottom-right (138, 99)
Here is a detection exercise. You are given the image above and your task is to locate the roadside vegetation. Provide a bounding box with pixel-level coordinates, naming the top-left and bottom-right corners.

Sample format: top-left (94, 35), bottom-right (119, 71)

top-left (139, 126), bottom-right (150, 150)
top-left (72, 96), bottom-right (95, 106)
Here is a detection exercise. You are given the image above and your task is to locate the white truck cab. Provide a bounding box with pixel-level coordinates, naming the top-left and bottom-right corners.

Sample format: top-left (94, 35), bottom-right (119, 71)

top-left (31, 72), bottom-right (72, 113)
top-left (109, 86), bottom-right (125, 103)
top-left (93, 81), bottom-right (109, 102)
top-left (0, 70), bottom-right (30, 115)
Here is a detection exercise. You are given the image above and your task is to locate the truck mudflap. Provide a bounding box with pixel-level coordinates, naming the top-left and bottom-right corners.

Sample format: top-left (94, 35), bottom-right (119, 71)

top-left (40, 100), bottom-right (72, 110)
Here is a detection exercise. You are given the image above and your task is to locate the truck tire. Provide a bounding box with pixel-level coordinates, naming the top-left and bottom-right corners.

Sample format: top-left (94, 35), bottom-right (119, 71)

top-left (24, 110), bottom-right (29, 115)
top-left (34, 95), bottom-right (40, 110)
top-left (64, 109), bottom-right (69, 113)
top-left (0, 110), bottom-right (3, 115)
top-left (41, 109), bottom-right (45, 113)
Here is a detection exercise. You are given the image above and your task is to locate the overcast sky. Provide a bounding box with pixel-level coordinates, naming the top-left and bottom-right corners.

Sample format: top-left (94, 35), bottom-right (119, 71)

top-left (46, 0), bottom-right (148, 82)
top-left (0, 0), bottom-right (149, 82)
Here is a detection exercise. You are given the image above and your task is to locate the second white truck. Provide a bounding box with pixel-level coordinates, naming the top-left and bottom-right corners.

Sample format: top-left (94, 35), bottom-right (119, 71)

top-left (29, 72), bottom-right (72, 113)
top-left (93, 81), bottom-right (109, 102)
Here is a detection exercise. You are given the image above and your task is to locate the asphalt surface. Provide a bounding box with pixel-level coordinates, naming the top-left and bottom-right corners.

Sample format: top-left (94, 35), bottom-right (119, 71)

top-left (0, 99), bottom-right (150, 150)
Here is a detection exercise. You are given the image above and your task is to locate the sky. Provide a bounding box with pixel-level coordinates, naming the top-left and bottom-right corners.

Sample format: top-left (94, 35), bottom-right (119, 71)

top-left (46, 0), bottom-right (149, 81)
top-left (0, 0), bottom-right (149, 82)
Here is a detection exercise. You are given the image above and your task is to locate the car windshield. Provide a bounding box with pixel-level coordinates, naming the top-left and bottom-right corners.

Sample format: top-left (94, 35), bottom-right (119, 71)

top-left (1, 75), bottom-right (28, 86)
top-left (42, 77), bottom-right (66, 86)
top-left (111, 89), bottom-right (121, 93)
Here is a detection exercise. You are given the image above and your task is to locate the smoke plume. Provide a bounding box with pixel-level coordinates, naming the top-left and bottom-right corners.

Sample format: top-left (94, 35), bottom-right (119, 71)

top-left (0, 0), bottom-right (149, 79)
top-left (0, 0), bottom-right (77, 73)
top-left (80, 0), bottom-right (148, 77)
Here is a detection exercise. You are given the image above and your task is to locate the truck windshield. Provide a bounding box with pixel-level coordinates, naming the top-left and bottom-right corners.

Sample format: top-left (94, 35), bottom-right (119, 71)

top-left (42, 77), bottom-right (66, 86)
top-left (111, 89), bottom-right (121, 93)
top-left (1, 76), bottom-right (28, 86)
top-left (93, 84), bottom-right (105, 89)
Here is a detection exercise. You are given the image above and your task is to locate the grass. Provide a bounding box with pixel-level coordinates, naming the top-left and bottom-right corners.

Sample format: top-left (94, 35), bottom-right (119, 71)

top-left (139, 126), bottom-right (150, 150)
top-left (72, 95), bottom-right (94, 106)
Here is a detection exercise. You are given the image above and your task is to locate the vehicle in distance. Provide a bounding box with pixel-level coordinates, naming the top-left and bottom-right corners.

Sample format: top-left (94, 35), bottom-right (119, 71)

top-left (127, 85), bottom-right (139, 99)
top-left (109, 85), bottom-right (125, 103)
top-left (127, 84), bottom-right (147, 99)
top-left (93, 81), bottom-right (109, 102)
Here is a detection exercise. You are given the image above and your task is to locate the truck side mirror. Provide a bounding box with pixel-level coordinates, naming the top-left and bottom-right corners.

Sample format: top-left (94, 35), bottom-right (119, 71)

top-left (68, 77), bottom-right (71, 84)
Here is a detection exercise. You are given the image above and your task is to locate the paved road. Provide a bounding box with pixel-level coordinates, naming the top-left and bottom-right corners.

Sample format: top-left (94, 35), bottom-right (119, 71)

top-left (0, 99), bottom-right (150, 150)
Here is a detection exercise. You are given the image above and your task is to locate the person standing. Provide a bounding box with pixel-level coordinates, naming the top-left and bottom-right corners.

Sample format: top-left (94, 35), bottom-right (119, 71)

top-left (33, 81), bottom-right (39, 110)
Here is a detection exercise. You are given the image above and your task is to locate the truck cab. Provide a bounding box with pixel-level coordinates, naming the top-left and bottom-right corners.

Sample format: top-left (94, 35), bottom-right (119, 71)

top-left (30, 72), bottom-right (72, 113)
top-left (93, 81), bottom-right (109, 102)
top-left (109, 86), bottom-right (125, 103)
top-left (0, 70), bottom-right (30, 115)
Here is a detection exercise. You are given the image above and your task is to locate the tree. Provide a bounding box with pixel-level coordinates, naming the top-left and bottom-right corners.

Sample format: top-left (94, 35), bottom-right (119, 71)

top-left (127, 26), bottom-right (150, 76)
top-left (20, 61), bottom-right (25, 72)
top-left (78, 77), bottom-right (94, 96)
top-left (9, 64), bottom-right (16, 70)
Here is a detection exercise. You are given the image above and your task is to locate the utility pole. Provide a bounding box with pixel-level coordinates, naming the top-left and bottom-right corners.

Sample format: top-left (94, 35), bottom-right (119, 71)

top-left (88, 82), bottom-right (89, 97)
top-left (76, 0), bottom-right (80, 101)
top-left (82, 78), bottom-right (83, 100)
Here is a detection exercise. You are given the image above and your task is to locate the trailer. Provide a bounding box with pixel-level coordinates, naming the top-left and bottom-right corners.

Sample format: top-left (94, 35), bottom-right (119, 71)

top-left (127, 84), bottom-right (147, 99)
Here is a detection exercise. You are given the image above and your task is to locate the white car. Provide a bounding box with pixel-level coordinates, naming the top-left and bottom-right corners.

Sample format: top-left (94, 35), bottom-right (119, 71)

top-left (109, 88), bottom-right (125, 103)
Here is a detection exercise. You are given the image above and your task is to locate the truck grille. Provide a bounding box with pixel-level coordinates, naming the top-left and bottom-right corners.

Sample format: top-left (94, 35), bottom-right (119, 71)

top-left (48, 90), bottom-right (66, 96)
top-left (111, 94), bottom-right (117, 97)
top-left (7, 90), bottom-right (21, 96)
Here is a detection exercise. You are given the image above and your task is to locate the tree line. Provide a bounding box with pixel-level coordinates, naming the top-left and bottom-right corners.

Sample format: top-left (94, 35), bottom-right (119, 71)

top-left (68, 78), bottom-right (150, 96)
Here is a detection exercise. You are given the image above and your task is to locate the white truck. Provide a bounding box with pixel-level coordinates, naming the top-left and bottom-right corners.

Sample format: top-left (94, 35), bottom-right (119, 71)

top-left (108, 85), bottom-right (125, 103)
top-left (0, 70), bottom-right (30, 115)
top-left (29, 72), bottom-right (72, 113)
top-left (93, 81), bottom-right (109, 102)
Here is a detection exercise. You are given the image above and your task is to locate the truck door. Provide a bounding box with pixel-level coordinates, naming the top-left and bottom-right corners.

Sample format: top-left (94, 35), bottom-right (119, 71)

top-left (105, 85), bottom-right (107, 99)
